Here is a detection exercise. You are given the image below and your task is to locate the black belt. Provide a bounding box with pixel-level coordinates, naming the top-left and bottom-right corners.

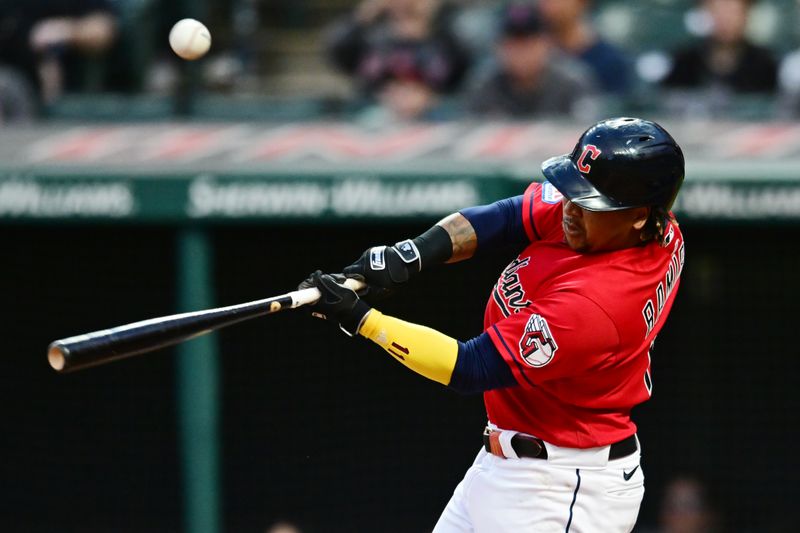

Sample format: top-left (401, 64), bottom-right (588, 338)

top-left (483, 430), bottom-right (637, 460)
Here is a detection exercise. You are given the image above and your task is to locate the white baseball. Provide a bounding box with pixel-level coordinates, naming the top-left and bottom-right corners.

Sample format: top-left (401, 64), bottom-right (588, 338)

top-left (169, 18), bottom-right (211, 61)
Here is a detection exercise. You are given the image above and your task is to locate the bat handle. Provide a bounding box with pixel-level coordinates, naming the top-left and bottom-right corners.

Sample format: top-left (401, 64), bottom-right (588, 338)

top-left (342, 277), bottom-right (366, 292)
top-left (291, 278), bottom-right (366, 307)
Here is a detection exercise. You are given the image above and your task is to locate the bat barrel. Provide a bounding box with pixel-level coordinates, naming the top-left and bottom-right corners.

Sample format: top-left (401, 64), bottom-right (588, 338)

top-left (47, 280), bottom-right (361, 373)
top-left (48, 297), bottom-right (289, 373)
top-left (48, 325), bottom-right (212, 373)
top-left (48, 343), bottom-right (68, 372)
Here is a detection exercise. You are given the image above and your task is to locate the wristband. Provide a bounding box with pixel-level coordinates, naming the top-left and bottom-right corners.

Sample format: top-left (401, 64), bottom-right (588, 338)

top-left (411, 224), bottom-right (452, 271)
top-left (339, 299), bottom-right (372, 337)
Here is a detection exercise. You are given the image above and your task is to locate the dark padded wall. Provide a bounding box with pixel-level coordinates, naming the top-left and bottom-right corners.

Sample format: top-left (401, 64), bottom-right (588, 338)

top-left (3, 222), bottom-right (797, 532)
top-left (1, 227), bottom-right (180, 533)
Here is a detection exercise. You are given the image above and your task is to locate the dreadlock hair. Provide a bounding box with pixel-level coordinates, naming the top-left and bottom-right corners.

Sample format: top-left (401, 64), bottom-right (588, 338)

top-left (640, 206), bottom-right (672, 244)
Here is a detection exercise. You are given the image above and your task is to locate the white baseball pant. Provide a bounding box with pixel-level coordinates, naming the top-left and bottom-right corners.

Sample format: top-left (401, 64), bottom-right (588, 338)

top-left (432, 433), bottom-right (644, 532)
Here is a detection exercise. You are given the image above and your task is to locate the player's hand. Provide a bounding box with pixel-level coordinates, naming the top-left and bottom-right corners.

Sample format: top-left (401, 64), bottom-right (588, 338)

top-left (343, 240), bottom-right (421, 299)
top-left (298, 271), bottom-right (372, 336)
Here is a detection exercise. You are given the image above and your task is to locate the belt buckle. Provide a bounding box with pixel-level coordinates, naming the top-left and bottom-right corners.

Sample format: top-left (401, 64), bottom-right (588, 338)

top-left (484, 427), bottom-right (507, 459)
top-left (526, 437), bottom-right (545, 459)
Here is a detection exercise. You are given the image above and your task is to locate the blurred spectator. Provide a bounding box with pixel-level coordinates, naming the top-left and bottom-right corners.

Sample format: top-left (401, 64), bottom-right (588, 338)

top-left (661, 0), bottom-right (777, 94)
top-left (779, 49), bottom-right (800, 117)
top-left (0, 0), bottom-right (117, 105)
top-left (325, 0), bottom-right (471, 121)
top-left (657, 475), bottom-right (719, 533)
top-left (0, 66), bottom-right (37, 124)
top-left (467, 2), bottom-right (597, 118)
top-left (777, 1), bottom-right (800, 117)
top-left (536, 0), bottom-right (633, 95)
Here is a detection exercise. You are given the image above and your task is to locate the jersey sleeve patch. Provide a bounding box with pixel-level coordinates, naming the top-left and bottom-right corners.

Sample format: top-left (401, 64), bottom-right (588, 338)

top-left (519, 314), bottom-right (558, 367)
top-left (541, 181), bottom-right (563, 204)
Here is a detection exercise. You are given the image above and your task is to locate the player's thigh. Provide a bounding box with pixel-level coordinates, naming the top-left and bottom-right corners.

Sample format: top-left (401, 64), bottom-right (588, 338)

top-left (466, 457), bottom-right (588, 532)
top-left (434, 451), bottom-right (644, 533)
top-left (432, 478), bottom-right (474, 533)
top-left (569, 455), bottom-right (645, 533)
top-left (432, 449), bottom-right (488, 533)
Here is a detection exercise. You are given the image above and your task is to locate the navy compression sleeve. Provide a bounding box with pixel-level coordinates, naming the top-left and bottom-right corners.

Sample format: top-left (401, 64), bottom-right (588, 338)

top-left (459, 195), bottom-right (528, 253)
top-left (448, 332), bottom-right (518, 394)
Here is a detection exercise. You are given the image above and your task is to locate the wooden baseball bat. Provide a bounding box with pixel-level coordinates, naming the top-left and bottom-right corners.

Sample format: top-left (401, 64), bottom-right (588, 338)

top-left (47, 278), bottom-right (365, 373)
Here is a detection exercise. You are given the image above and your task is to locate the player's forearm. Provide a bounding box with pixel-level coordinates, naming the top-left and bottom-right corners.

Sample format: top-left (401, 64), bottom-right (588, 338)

top-left (358, 309), bottom-right (517, 393)
top-left (421, 195), bottom-right (529, 264)
top-left (437, 213), bottom-right (477, 263)
top-left (359, 309), bottom-right (458, 385)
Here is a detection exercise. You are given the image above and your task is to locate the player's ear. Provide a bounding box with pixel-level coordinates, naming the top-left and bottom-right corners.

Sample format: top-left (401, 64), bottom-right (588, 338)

top-left (631, 207), bottom-right (650, 230)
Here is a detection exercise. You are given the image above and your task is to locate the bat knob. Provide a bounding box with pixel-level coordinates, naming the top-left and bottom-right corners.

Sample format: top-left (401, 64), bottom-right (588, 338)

top-left (48, 343), bottom-right (67, 371)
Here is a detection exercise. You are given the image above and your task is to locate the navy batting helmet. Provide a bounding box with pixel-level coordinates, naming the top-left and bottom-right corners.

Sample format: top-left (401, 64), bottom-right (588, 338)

top-left (541, 117), bottom-right (684, 212)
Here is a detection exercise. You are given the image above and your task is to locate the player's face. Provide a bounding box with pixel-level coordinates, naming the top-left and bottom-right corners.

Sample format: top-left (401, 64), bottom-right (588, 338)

top-left (562, 199), bottom-right (649, 253)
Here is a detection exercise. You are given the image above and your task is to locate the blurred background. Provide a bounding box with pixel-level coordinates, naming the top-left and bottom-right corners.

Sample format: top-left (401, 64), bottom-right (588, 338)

top-left (1, 0), bottom-right (799, 532)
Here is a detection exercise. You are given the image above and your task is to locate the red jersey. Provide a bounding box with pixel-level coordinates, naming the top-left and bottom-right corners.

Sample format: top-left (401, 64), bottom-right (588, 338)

top-left (483, 182), bottom-right (685, 448)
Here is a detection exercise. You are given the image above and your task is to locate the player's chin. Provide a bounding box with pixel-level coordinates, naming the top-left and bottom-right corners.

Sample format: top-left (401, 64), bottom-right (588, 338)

top-left (566, 238), bottom-right (590, 253)
top-left (563, 226), bottom-right (589, 253)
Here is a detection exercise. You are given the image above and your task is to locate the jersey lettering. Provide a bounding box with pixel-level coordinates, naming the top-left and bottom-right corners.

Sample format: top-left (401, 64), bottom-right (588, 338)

top-left (577, 144), bottom-right (602, 173)
top-left (642, 300), bottom-right (655, 336)
top-left (492, 257), bottom-right (532, 317)
top-left (643, 341), bottom-right (654, 396)
top-left (642, 235), bottom-right (685, 336)
top-left (519, 314), bottom-right (558, 367)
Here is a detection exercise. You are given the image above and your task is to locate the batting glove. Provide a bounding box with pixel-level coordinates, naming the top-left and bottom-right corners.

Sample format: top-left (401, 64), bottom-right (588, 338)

top-left (298, 271), bottom-right (372, 336)
top-left (342, 240), bottom-right (422, 299)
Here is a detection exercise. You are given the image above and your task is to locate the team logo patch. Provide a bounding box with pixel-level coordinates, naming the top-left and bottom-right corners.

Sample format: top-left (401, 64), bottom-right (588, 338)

top-left (394, 239), bottom-right (420, 264)
top-left (577, 144), bottom-right (602, 174)
top-left (541, 182), bottom-right (563, 204)
top-left (519, 314), bottom-right (558, 367)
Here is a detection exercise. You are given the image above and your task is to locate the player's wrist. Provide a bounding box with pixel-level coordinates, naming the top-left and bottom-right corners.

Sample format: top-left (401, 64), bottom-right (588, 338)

top-left (339, 299), bottom-right (372, 336)
top-left (411, 224), bottom-right (453, 270)
top-left (379, 224), bottom-right (453, 282)
top-left (342, 224), bottom-right (452, 295)
top-left (357, 308), bottom-right (383, 339)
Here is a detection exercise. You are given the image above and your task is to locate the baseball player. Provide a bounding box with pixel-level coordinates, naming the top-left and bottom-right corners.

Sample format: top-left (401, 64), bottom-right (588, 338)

top-left (300, 117), bottom-right (685, 532)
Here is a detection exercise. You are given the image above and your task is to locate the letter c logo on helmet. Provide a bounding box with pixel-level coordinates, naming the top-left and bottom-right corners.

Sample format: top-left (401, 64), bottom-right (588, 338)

top-left (576, 144), bottom-right (602, 174)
